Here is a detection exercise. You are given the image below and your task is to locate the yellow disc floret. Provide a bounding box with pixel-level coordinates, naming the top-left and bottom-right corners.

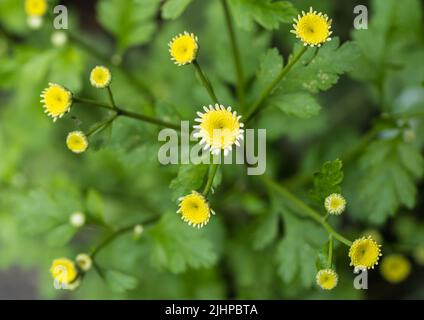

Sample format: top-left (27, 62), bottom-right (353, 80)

top-left (169, 32), bottom-right (198, 66)
top-left (50, 258), bottom-right (78, 286)
top-left (178, 191), bottom-right (214, 228)
top-left (291, 7), bottom-right (332, 47)
top-left (349, 236), bottom-right (382, 269)
top-left (316, 269), bottom-right (338, 290)
top-left (193, 104), bottom-right (244, 156)
top-left (324, 193), bottom-right (346, 215)
top-left (66, 131), bottom-right (88, 154)
top-left (380, 254), bottom-right (411, 284)
top-left (25, 0), bottom-right (47, 17)
top-left (41, 83), bottom-right (73, 122)
top-left (90, 66), bottom-right (112, 88)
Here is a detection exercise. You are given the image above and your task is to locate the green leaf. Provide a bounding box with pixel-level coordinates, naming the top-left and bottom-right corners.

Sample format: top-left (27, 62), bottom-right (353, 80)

top-left (253, 207), bottom-right (279, 250)
top-left (104, 269), bottom-right (139, 293)
top-left (46, 224), bottom-right (76, 247)
top-left (350, 139), bottom-right (423, 224)
top-left (169, 164), bottom-right (208, 201)
top-left (281, 39), bottom-right (361, 94)
top-left (97, 0), bottom-right (159, 52)
top-left (85, 189), bottom-right (105, 222)
top-left (269, 92), bottom-right (321, 118)
top-left (229, 0), bottom-right (297, 30)
top-left (148, 213), bottom-right (218, 273)
top-left (276, 210), bottom-right (327, 287)
top-left (310, 159), bottom-right (344, 203)
top-left (161, 0), bottom-right (193, 19)
top-left (255, 48), bottom-right (283, 93)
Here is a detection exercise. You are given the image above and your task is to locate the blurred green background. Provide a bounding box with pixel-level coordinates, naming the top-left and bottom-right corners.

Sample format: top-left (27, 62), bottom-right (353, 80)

top-left (1, 0), bottom-right (424, 299)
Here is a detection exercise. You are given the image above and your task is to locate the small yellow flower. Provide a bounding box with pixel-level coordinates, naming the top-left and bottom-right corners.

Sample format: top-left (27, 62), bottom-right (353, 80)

top-left (76, 253), bottom-right (92, 272)
top-left (169, 32), bottom-right (198, 66)
top-left (50, 258), bottom-right (78, 286)
top-left (380, 254), bottom-right (411, 284)
top-left (413, 245), bottom-right (424, 266)
top-left (316, 269), bottom-right (338, 290)
top-left (177, 191), bottom-right (215, 228)
top-left (25, 0), bottom-right (47, 17)
top-left (291, 7), bottom-right (332, 47)
top-left (349, 236), bottom-right (382, 269)
top-left (193, 104), bottom-right (244, 156)
top-left (40, 83), bottom-right (73, 122)
top-left (90, 66), bottom-right (112, 88)
top-left (66, 131), bottom-right (88, 154)
top-left (324, 193), bottom-right (346, 215)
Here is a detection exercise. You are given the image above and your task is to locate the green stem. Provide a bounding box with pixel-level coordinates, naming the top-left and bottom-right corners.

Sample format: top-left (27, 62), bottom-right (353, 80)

top-left (245, 46), bottom-right (308, 122)
top-left (328, 235), bottom-right (333, 268)
top-left (193, 60), bottom-right (219, 104)
top-left (86, 113), bottom-right (118, 137)
top-left (202, 163), bottom-right (219, 197)
top-left (107, 86), bottom-right (117, 110)
top-left (221, 0), bottom-right (245, 108)
top-left (74, 97), bottom-right (181, 131)
top-left (90, 216), bottom-right (159, 259)
top-left (261, 176), bottom-right (352, 247)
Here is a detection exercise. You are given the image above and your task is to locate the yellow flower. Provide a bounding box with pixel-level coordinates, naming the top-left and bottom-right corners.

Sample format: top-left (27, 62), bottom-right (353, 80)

top-left (177, 191), bottom-right (215, 228)
top-left (413, 245), bottom-right (424, 266)
top-left (41, 83), bottom-right (73, 122)
top-left (169, 32), bottom-right (198, 66)
top-left (50, 258), bottom-right (78, 286)
top-left (90, 66), bottom-right (112, 88)
top-left (76, 253), bottom-right (92, 272)
top-left (380, 254), bottom-right (411, 284)
top-left (316, 269), bottom-right (338, 290)
top-left (25, 0), bottom-right (47, 17)
top-left (193, 104), bottom-right (244, 156)
top-left (349, 236), bottom-right (382, 269)
top-left (324, 193), bottom-right (346, 215)
top-left (291, 7), bottom-right (332, 47)
top-left (66, 131), bottom-right (88, 154)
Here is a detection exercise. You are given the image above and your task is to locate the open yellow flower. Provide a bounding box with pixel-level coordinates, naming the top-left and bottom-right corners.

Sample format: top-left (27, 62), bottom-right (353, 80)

top-left (25, 0), bottom-right (47, 17)
top-left (169, 32), bottom-right (198, 66)
top-left (324, 193), bottom-right (346, 215)
top-left (90, 66), bottom-right (112, 88)
top-left (41, 83), bottom-right (73, 121)
top-left (178, 191), bottom-right (214, 228)
top-left (349, 236), bottom-right (382, 269)
top-left (50, 258), bottom-right (78, 287)
top-left (193, 104), bottom-right (244, 156)
top-left (66, 131), bottom-right (88, 154)
top-left (380, 254), bottom-right (411, 284)
top-left (291, 7), bottom-right (332, 47)
top-left (316, 269), bottom-right (338, 290)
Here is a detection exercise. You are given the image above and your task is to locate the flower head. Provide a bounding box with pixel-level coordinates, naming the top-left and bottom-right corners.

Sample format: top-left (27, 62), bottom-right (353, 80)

top-left (169, 32), bottom-right (198, 66)
top-left (27, 16), bottom-right (43, 29)
top-left (40, 83), bottom-right (73, 121)
top-left (66, 131), bottom-right (88, 154)
top-left (76, 253), bottom-right (92, 272)
top-left (324, 193), bottom-right (346, 215)
top-left (25, 0), bottom-right (47, 17)
top-left (380, 254), bottom-right (411, 284)
top-left (193, 104), bottom-right (244, 156)
top-left (177, 191), bottom-right (215, 228)
top-left (69, 212), bottom-right (86, 228)
top-left (316, 269), bottom-right (338, 290)
top-left (414, 245), bottom-right (424, 266)
top-left (50, 258), bottom-right (78, 287)
top-left (291, 7), bottom-right (332, 47)
top-left (90, 66), bottom-right (112, 88)
top-left (51, 31), bottom-right (68, 47)
top-left (349, 236), bottom-right (382, 269)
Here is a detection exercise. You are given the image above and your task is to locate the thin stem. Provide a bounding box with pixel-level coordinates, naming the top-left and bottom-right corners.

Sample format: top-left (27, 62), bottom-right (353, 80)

top-left (245, 46), bottom-right (308, 122)
top-left (107, 86), bottom-right (117, 110)
top-left (90, 216), bottom-right (159, 259)
top-left (193, 60), bottom-right (219, 104)
top-left (221, 0), bottom-right (245, 108)
top-left (323, 212), bottom-right (330, 222)
top-left (202, 163), bottom-right (219, 196)
top-left (86, 113), bottom-right (118, 137)
top-left (74, 96), bottom-right (181, 131)
top-left (327, 235), bottom-right (333, 268)
top-left (261, 176), bottom-right (352, 247)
